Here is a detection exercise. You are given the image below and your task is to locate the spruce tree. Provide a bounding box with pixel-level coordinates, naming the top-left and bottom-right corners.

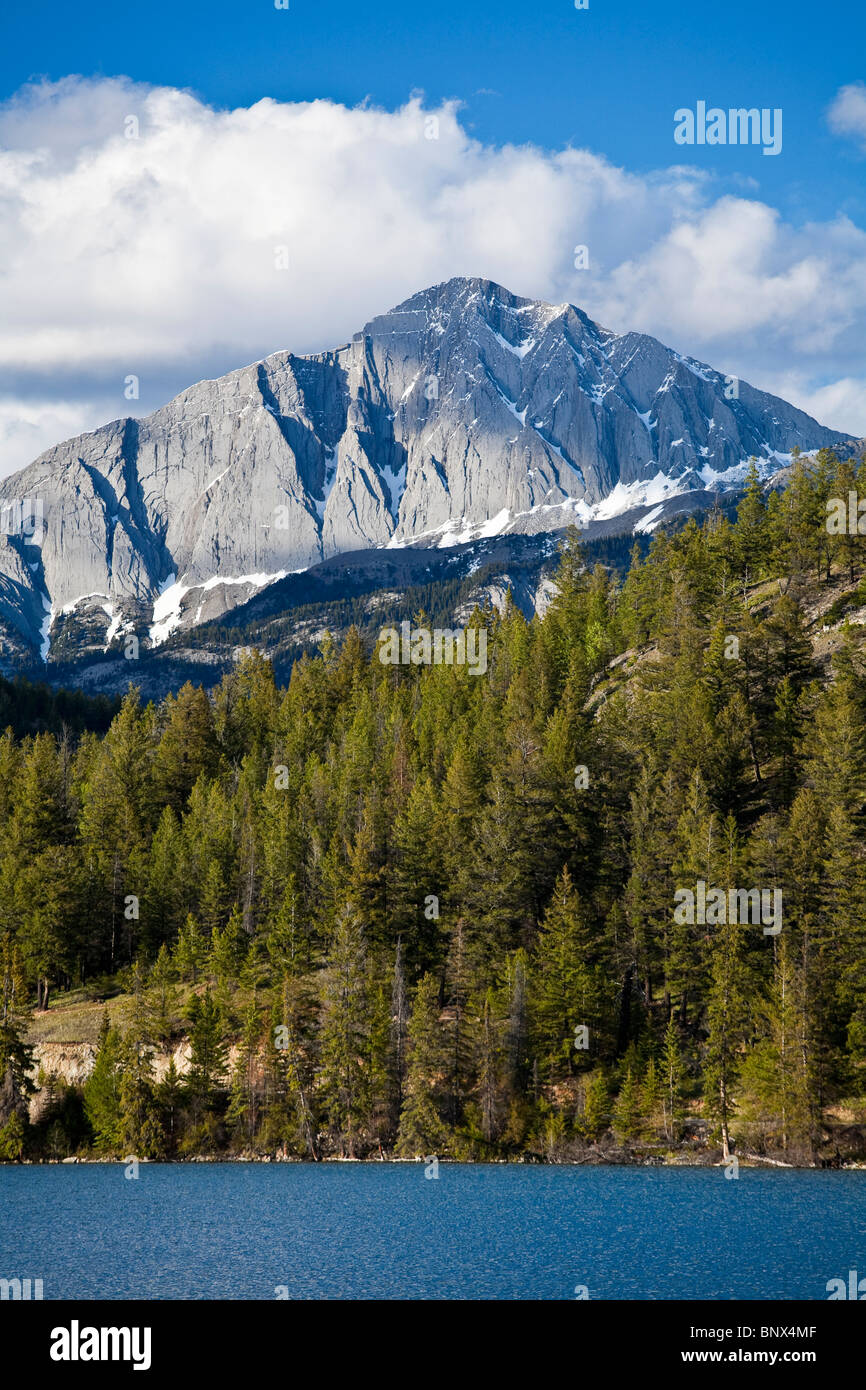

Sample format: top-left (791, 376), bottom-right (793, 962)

top-left (319, 907), bottom-right (370, 1156)
top-left (612, 1068), bottom-right (641, 1143)
top-left (186, 990), bottom-right (228, 1130)
top-left (83, 1012), bottom-right (124, 1154)
top-left (0, 936), bottom-right (34, 1150)
top-left (661, 1018), bottom-right (685, 1143)
top-left (396, 973), bottom-right (449, 1156)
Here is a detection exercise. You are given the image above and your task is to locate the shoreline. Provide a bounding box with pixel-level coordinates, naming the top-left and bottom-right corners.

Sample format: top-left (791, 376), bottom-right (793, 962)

top-left (5, 1152), bottom-right (866, 1170)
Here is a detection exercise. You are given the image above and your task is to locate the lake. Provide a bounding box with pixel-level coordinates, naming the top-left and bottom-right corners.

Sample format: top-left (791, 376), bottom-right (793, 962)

top-left (1, 1163), bottom-right (864, 1300)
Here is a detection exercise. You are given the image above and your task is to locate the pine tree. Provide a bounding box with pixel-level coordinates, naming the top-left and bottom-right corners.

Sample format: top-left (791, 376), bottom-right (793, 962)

top-left (531, 867), bottom-right (602, 1081)
top-left (0, 936), bottom-right (34, 1149)
top-left (119, 1035), bottom-right (163, 1159)
top-left (389, 939), bottom-right (409, 1122)
top-left (319, 908), bottom-right (370, 1156)
top-left (703, 919), bottom-right (749, 1160)
top-left (83, 1012), bottom-right (124, 1154)
top-left (581, 1069), bottom-right (610, 1141)
top-left (156, 1059), bottom-right (183, 1156)
top-left (738, 935), bottom-right (813, 1158)
top-left (227, 1005), bottom-right (263, 1149)
top-left (736, 458), bottom-right (768, 579)
top-left (504, 949), bottom-right (529, 1095)
top-left (477, 989), bottom-right (503, 1145)
top-left (443, 916), bottom-right (475, 1127)
top-left (174, 913), bottom-right (207, 984)
top-left (268, 978), bottom-right (319, 1159)
top-left (153, 683), bottom-right (218, 813)
top-left (661, 1018), bottom-right (686, 1143)
top-left (141, 807), bottom-right (183, 954)
top-left (612, 1068), bottom-right (641, 1143)
top-left (186, 990), bottom-right (228, 1125)
top-left (396, 973), bottom-right (449, 1157)
top-left (640, 1055), bottom-right (664, 1140)
top-left (146, 944), bottom-right (179, 1048)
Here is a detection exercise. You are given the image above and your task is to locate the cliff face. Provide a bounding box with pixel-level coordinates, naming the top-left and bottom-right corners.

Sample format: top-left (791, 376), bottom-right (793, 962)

top-left (27, 1039), bottom-right (205, 1123)
top-left (0, 277), bottom-right (850, 665)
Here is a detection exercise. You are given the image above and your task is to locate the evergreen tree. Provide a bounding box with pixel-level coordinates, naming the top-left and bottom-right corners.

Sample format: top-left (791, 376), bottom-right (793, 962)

top-left (612, 1068), bottom-right (641, 1143)
top-left (319, 908), bottom-right (370, 1156)
top-left (227, 1005), bottom-right (263, 1148)
top-left (661, 1018), bottom-right (686, 1143)
top-left (703, 920), bottom-right (749, 1160)
top-left (531, 867), bottom-right (602, 1080)
top-left (581, 1069), bottom-right (610, 1141)
top-left (0, 937), bottom-right (34, 1152)
top-left (389, 939), bottom-right (409, 1122)
top-left (397, 973), bottom-right (449, 1157)
top-left (185, 990), bottom-right (228, 1130)
top-left (83, 1012), bottom-right (124, 1154)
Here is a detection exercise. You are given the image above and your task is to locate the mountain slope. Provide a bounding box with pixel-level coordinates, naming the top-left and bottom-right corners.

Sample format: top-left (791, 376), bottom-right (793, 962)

top-left (0, 277), bottom-right (852, 666)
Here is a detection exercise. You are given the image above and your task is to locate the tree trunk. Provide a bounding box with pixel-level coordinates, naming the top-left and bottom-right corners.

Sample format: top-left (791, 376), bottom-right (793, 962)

top-left (720, 1075), bottom-right (731, 1161)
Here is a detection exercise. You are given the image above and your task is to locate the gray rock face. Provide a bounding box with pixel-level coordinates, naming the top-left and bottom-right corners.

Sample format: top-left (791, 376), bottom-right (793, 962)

top-left (0, 277), bottom-right (852, 664)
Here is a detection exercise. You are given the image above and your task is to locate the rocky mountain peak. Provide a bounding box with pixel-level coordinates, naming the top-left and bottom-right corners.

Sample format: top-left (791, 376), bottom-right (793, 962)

top-left (0, 277), bottom-right (852, 667)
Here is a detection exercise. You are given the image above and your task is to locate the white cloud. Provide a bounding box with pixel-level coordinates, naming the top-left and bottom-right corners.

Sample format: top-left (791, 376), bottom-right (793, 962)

top-left (756, 373), bottom-right (866, 438)
top-left (828, 81), bottom-right (866, 149)
top-left (0, 399), bottom-right (109, 478)
top-left (596, 199), bottom-right (866, 358)
top-left (0, 75), bottom-right (864, 478)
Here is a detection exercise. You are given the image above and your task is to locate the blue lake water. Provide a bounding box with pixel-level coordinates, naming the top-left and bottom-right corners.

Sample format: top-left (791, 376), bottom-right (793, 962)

top-left (1, 1163), bottom-right (864, 1300)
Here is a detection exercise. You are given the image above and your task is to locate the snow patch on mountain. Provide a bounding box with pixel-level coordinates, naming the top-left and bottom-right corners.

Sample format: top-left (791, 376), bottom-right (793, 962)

top-left (39, 597), bottom-right (54, 662)
top-left (634, 503), bottom-right (666, 534)
top-left (149, 571), bottom-right (290, 647)
top-left (313, 449), bottom-right (338, 523)
top-left (490, 327), bottom-right (536, 360)
top-left (594, 471), bottom-right (685, 520)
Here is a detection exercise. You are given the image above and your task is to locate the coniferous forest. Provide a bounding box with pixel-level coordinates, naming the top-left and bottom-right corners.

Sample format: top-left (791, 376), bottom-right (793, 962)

top-left (2, 451), bottom-right (866, 1167)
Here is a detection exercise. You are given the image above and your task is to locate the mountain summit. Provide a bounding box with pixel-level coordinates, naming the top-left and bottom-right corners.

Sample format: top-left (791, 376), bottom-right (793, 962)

top-left (0, 277), bottom-right (851, 664)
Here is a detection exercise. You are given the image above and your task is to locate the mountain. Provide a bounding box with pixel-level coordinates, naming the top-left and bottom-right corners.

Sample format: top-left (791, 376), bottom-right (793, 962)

top-left (0, 276), bottom-right (852, 668)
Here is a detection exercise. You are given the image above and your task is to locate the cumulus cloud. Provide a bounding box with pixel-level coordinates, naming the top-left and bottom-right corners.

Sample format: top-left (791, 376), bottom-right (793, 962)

top-left (758, 373), bottom-right (866, 438)
top-left (0, 399), bottom-right (106, 474)
top-left (828, 81), bottom-right (866, 149)
top-left (0, 75), bottom-right (864, 476)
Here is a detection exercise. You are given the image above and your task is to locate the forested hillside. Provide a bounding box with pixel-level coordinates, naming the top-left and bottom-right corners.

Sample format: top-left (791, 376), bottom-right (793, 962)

top-left (2, 451), bottom-right (866, 1166)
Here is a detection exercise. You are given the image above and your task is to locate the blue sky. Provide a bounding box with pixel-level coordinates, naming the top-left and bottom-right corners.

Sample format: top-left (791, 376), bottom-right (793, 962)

top-left (0, 0), bottom-right (864, 473)
top-left (2, 0), bottom-right (863, 221)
